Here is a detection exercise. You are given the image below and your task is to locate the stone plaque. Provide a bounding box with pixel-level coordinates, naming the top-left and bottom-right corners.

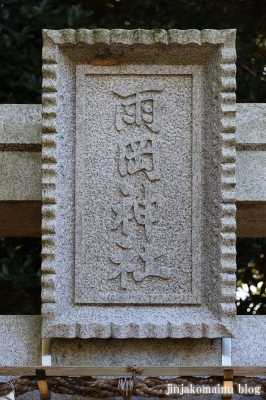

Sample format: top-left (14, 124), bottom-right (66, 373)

top-left (75, 65), bottom-right (201, 304)
top-left (42, 29), bottom-right (236, 338)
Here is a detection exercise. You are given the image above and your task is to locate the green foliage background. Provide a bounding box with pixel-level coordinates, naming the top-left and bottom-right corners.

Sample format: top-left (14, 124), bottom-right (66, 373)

top-left (236, 239), bottom-right (266, 314)
top-left (0, 238), bottom-right (41, 314)
top-left (0, 0), bottom-right (266, 314)
top-left (1, 0), bottom-right (266, 103)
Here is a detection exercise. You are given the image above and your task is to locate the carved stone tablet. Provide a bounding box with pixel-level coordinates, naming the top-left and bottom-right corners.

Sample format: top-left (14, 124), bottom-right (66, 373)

top-left (42, 29), bottom-right (236, 338)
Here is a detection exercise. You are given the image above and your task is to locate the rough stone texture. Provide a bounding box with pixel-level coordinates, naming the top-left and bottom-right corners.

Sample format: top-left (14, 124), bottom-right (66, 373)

top-left (0, 103), bottom-right (264, 207)
top-left (236, 104), bottom-right (266, 203)
top-left (236, 104), bottom-right (266, 145)
top-left (0, 105), bottom-right (41, 144)
top-left (0, 31), bottom-right (264, 400)
top-left (0, 152), bottom-right (41, 201)
top-left (52, 337), bottom-right (221, 366)
top-left (236, 151), bottom-right (266, 202)
top-left (232, 316), bottom-right (266, 366)
top-left (41, 28), bottom-right (236, 338)
top-left (0, 316), bottom-right (41, 366)
top-left (75, 65), bottom-right (202, 305)
top-left (0, 316), bottom-right (44, 400)
top-left (0, 316), bottom-right (265, 399)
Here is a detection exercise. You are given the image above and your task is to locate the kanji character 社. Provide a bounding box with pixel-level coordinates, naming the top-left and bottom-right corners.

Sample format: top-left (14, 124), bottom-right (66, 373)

top-left (109, 238), bottom-right (137, 289)
top-left (133, 243), bottom-right (171, 282)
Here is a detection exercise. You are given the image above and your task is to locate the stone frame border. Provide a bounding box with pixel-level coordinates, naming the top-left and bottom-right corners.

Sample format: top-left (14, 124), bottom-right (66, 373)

top-left (41, 29), bottom-right (236, 338)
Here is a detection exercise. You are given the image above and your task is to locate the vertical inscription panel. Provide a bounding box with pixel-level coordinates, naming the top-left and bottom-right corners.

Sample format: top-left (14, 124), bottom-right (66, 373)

top-left (75, 65), bottom-right (202, 304)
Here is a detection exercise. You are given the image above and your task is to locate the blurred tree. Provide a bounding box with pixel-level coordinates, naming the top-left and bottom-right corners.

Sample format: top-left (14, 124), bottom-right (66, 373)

top-left (236, 238), bottom-right (266, 315)
top-left (0, 238), bottom-right (41, 314)
top-left (0, 0), bottom-right (266, 103)
top-left (0, 0), bottom-right (95, 103)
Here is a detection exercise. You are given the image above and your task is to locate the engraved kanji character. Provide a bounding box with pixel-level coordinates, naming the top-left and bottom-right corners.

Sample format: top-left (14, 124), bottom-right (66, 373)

top-left (113, 85), bottom-right (163, 133)
top-left (111, 183), bottom-right (134, 235)
top-left (109, 238), bottom-right (137, 289)
top-left (134, 182), bottom-right (161, 242)
top-left (118, 136), bottom-right (161, 181)
top-left (133, 243), bottom-right (171, 282)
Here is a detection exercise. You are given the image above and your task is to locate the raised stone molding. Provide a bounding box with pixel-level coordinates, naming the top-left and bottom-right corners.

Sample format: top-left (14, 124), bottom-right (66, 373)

top-left (42, 28), bottom-right (236, 46)
top-left (42, 30), bottom-right (58, 323)
top-left (0, 315), bottom-right (266, 367)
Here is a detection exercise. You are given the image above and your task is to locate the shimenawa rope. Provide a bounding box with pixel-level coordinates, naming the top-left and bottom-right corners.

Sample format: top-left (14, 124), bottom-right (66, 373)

top-left (0, 375), bottom-right (266, 398)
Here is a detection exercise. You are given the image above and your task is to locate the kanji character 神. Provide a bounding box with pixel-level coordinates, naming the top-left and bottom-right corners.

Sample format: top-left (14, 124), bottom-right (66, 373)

top-left (134, 182), bottom-right (161, 242)
top-left (111, 182), bottom-right (162, 241)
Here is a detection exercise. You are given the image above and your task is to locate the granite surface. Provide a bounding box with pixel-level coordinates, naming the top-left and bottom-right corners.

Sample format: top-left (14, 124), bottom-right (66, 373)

top-left (0, 103), bottom-right (264, 204)
top-left (0, 316), bottom-right (265, 399)
top-left (0, 103), bottom-right (266, 206)
top-left (0, 105), bottom-right (41, 144)
top-left (0, 27), bottom-right (265, 400)
top-left (236, 151), bottom-right (266, 202)
top-left (0, 316), bottom-right (262, 359)
top-left (41, 28), bottom-right (236, 338)
top-left (0, 152), bottom-right (41, 201)
top-left (236, 104), bottom-right (266, 145)
top-left (232, 316), bottom-right (266, 366)
top-left (52, 337), bottom-right (221, 366)
top-left (75, 65), bottom-right (201, 305)
top-left (0, 103), bottom-right (264, 239)
top-left (235, 104), bottom-right (266, 203)
top-left (0, 316), bottom-right (41, 366)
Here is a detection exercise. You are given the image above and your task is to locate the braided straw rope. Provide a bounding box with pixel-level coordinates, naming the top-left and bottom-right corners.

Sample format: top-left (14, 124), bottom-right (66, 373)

top-left (0, 376), bottom-right (266, 398)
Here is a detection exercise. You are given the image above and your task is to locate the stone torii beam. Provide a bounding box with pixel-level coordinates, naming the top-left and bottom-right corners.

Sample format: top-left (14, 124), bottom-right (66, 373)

top-left (0, 103), bottom-right (265, 237)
